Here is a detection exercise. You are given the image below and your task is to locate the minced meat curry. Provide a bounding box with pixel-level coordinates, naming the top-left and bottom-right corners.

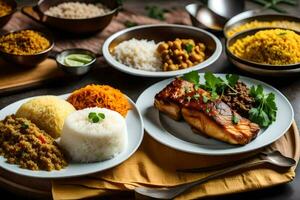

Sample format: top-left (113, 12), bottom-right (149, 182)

top-left (0, 115), bottom-right (67, 171)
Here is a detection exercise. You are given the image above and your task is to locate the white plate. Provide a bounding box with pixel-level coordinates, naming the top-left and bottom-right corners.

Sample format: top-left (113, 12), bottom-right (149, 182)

top-left (102, 24), bottom-right (222, 77)
top-left (0, 94), bottom-right (144, 178)
top-left (136, 74), bottom-right (294, 155)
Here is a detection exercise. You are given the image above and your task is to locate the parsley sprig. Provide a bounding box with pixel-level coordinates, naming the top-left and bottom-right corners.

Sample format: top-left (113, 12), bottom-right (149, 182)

top-left (88, 112), bottom-right (105, 123)
top-left (249, 85), bottom-right (277, 127)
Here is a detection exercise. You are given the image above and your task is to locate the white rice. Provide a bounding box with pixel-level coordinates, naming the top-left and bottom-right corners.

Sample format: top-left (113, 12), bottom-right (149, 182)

top-left (60, 107), bottom-right (127, 163)
top-left (45, 2), bottom-right (110, 19)
top-left (113, 38), bottom-right (162, 71)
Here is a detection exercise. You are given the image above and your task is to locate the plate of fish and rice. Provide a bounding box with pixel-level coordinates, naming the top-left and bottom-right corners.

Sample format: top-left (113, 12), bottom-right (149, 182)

top-left (102, 24), bottom-right (222, 77)
top-left (0, 85), bottom-right (143, 178)
top-left (136, 71), bottom-right (294, 155)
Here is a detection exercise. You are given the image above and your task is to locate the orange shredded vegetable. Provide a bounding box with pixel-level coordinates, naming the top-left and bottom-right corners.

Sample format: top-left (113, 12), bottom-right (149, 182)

top-left (67, 84), bottom-right (131, 117)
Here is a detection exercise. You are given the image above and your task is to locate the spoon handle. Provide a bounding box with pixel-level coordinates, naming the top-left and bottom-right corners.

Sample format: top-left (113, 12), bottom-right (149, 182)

top-left (135, 160), bottom-right (268, 199)
top-left (177, 160), bottom-right (267, 192)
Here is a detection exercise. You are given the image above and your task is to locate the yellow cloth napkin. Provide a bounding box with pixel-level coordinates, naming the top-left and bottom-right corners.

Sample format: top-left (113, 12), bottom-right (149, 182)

top-left (52, 122), bottom-right (300, 200)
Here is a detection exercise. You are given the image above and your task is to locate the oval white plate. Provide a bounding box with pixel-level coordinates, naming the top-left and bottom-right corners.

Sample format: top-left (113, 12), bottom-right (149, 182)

top-left (0, 94), bottom-right (144, 178)
top-left (102, 24), bottom-right (222, 77)
top-left (136, 74), bottom-right (294, 155)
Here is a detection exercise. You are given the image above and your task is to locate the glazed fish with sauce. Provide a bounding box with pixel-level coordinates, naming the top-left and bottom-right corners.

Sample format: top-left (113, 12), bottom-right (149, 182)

top-left (154, 78), bottom-right (260, 145)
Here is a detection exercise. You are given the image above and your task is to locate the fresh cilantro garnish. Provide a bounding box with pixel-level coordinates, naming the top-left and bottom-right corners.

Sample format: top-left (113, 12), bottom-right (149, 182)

top-left (185, 44), bottom-right (194, 53)
top-left (206, 108), bottom-right (210, 113)
top-left (200, 72), bottom-right (239, 101)
top-left (193, 93), bottom-right (200, 100)
top-left (88, 112), bottom-right (105, 123)
top-left (21, 123), bottom-right (29, 129)
top-left (182, 71), bottom-right (200, 85)
top-left (124, 20), bottom-right (138, 28)
top-left (248, 85), bottom-right (277, 127)
top-left (202, 95), bottom-right (208, 103)
top-left (145, 5), bottom-right (169, 21)
top-left (232, 114), bottom-right (239, 124)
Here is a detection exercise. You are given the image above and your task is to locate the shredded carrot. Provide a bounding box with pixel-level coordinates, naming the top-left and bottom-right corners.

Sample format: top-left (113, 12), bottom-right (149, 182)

top-left (67, 84), bottom-right (131, 117)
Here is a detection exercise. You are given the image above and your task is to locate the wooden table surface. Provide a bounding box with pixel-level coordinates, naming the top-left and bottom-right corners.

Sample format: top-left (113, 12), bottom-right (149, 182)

top-left (0, 0), bottom-right (300, 199)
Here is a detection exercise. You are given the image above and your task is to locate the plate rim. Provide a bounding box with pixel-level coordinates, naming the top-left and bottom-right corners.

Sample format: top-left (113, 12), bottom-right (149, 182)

top-left (102, 24), bottom-right (222, 77)
top-left (0, 93), bottom-right (144, 179)
top-left (136, 73), bottom-right (294, 155)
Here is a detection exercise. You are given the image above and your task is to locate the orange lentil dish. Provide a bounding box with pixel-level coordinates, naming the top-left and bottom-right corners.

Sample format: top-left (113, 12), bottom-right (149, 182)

top-left (0, 30), bottom-right (50, 55)
top-left (0, 115), bottom-right (67, 171)
top-left (0, 0), bottom-right (12, 17)
top-left (67, 84), bottom-right (131, 117)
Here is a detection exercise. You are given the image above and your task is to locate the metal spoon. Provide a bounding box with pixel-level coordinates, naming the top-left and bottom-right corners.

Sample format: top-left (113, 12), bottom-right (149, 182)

top-left (134, 151), bottom-right (296, 199)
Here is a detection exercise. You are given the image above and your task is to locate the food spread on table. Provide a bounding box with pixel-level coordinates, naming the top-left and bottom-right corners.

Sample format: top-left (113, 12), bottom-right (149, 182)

top-left (0, 2), bottom-right (297, 199)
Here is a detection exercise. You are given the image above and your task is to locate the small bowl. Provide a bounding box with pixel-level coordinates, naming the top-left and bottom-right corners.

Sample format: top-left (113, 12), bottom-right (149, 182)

top-left (56, 48), bottom-right (96, 76)
top-left (226, 28), bottom-right (300, 76)
top-left (102, 24), bottom-right (222, 77)
top-left (0, 0), bottom-right (17, 28)
top-left (185, 3), bottom-right (227, 32)
top-left (34, 0), bottom-right (120, 34)
top-left (0, 29), bottom-right (54, 67)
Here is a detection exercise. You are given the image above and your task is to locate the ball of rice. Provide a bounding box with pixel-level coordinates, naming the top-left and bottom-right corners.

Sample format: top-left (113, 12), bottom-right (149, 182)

top-left (60, 107), bottom-right (128, 163)
top-left (16, 96), bottom-right (75, 139)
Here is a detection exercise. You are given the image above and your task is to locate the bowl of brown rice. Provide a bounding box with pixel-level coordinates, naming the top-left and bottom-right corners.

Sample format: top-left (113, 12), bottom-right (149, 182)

top-left (31, 0), bottom-right (120, 34)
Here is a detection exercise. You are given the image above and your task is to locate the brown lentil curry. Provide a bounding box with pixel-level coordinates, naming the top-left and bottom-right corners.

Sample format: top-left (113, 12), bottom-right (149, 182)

top-left (0, 30), bottom-right (50, 55)
top-left (0, 115), bottom-right (67, 171)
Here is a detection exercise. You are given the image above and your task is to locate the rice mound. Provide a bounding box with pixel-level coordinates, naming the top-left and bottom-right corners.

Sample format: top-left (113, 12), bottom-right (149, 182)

top-left (60, 107), bottom-right (128, 163)
top-left (113, 38), bottom-right (162, 71)
top-left (16, 96), bottom-right (75, 139)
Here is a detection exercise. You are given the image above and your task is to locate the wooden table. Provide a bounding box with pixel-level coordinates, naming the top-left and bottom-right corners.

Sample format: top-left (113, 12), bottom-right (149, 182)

top-left (0, 0), bottom-right (300, 199)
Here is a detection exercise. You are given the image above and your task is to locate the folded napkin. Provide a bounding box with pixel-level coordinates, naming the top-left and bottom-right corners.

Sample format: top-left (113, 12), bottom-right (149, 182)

top-left (52, 122), bottom-right (300, 200)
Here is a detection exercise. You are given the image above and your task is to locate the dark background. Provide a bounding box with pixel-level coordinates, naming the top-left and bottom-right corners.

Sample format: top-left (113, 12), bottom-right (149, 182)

top-left (1, 0), bottom-right (300, 199)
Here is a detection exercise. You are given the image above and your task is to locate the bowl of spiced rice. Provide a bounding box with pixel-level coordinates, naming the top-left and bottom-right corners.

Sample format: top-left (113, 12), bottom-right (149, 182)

top-left (0, 29), bottom-right (54, 66)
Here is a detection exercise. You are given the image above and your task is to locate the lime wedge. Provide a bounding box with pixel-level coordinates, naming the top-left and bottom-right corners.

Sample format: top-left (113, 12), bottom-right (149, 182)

top-left (64, 54), bottom-right (93, 66)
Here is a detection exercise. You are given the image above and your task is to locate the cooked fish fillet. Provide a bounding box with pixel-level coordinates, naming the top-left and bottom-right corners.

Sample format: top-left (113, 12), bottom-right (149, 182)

top-left (154, 78), bottom-right (260, 145)
top-left (154, 78), bottom-right (194, 120)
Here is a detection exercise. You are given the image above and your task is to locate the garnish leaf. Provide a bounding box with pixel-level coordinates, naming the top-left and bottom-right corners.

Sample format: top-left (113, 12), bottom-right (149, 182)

top-left (185, 44), bottom-right (194, 53)
top-left (248, 85), bottom-right (277, 127)
top-left (124, 20), bottom-right (138, 28)
top-left (232, 114), bottom-right (239, 124)
top-left (21, 123), bottom-right (29, 129)
top-left (88, 112), bottom-right (105, 123)
top-left (226, 74), bottom-right (239, 87)
top-left (182, 71), bottom-right (199, 85)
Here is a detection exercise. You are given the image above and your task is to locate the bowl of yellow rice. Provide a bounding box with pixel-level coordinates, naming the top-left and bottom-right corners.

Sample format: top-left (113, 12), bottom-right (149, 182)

top-left (226, 28), bottom-right (300, 76)
top-left (0, 29), bottom-right (54, 66)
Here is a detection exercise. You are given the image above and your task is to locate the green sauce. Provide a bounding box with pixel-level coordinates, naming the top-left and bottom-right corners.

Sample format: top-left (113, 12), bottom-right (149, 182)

top-left (64, 54), bottom-right (93, 67)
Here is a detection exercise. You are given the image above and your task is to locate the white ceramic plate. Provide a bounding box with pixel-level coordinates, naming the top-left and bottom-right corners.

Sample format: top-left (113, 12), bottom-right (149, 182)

top-left (0, 94), bottom-right (144, 178)
top-left (136, 74), bottom-right (294, 155)
top-left (102, 24), bottom-right (222, 77)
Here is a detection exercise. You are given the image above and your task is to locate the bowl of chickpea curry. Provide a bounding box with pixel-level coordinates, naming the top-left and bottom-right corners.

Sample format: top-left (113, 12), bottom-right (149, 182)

top-left (102, 24), bottom-right (222, 77)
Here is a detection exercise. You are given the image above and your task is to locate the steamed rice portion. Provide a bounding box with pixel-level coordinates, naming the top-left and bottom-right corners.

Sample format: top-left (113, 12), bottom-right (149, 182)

top-left (113, 38), bottom-right (162, 71)
top-left (60, 107), bottom-right (127, 163)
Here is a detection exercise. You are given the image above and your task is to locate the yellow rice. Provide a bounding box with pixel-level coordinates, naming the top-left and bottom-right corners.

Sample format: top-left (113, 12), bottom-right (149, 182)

top-left (229, 29), bottom-right (300, 65)
top-left (226, 20), bottom-right (300, 38)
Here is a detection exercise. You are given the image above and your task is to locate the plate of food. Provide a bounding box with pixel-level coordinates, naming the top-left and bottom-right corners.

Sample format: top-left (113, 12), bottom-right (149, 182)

top-left (102, 24), bottom-right (222, 77)
top-left (0, 85), bottom-right (143, 178)
top-left (136, 71), bottom-right (294, 155)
